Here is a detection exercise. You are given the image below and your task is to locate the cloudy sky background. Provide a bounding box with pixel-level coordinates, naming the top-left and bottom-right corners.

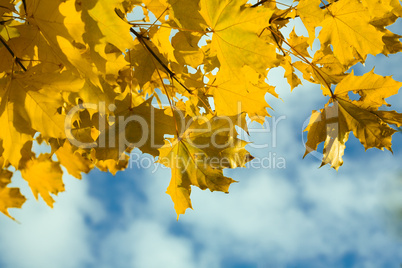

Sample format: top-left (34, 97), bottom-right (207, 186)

top-left (1, 1), bottom-right (402, 268)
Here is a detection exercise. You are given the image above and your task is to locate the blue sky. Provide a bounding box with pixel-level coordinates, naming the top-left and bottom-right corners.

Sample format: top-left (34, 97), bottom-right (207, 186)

top-left (1, 2), bottom-right (402, 268)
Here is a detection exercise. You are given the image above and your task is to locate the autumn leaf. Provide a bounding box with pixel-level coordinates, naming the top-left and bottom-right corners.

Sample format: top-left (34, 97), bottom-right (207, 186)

top-left (304, 71), bottom-right (402, 169)
top-left (21, 154), bottom-right (64, 208)
top-left (158, 115), bottom-right (253, 218)
top-left (281, 55), bottom-right (302, 91)
top-left (55, 141), bottom-right (93, 179)
top-left (318, 0), bottom-right (385, 66)
top-left (23, 0), bottom-right (102, 82)
top-left (211, 66), bottom-right (277, 122)
top-left (84, 0), bottom-right (135, 53)
top-left (0, 0), bottom-right (401, 219)
top-left (200, 0), bottom-right (279, 120)
top-left (127, 38), bottom-right (168, 87)
top-left (296, 0), bottom-right (325, 46)
top-left (95, 155), bottom-right (129, 175)
top-left (0, 168), bottom-right (26, 220)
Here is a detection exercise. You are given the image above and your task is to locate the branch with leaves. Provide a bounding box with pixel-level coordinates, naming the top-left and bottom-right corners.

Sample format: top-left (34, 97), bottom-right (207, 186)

top-left (0, 0), bottom-right (402, 220)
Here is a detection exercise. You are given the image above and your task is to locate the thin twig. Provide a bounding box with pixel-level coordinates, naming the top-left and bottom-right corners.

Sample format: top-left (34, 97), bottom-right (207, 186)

top-left (22, 0), bottom-right (27, 16)
top-left (267, 28), bottom-right (334, 97)
top-left (130, 28), bottom-right (192, 94)
top-left (0, 35), bottom-right (27, 71)
top-left (251, 0), bottom-right (270, 8)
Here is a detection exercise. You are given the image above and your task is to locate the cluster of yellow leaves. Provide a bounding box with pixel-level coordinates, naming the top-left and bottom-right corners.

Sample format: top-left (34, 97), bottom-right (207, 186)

top-left (0, 0), bottom-right (401, 219)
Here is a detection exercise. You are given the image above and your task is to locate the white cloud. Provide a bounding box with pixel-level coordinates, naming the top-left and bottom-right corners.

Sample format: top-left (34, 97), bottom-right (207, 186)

top-left (174, 156), bottom-right (402, 267)
top-left (97, 219), bottom-right (196, 268)
top-left (0, 174), bottom-right (104, 268)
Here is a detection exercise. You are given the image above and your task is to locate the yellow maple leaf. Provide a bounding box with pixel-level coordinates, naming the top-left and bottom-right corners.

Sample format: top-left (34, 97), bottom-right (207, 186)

top-left (9, 0), bottom-right (102, 85)
top-left (293, 46), bottom-right (350, 95)
top-left (199, 0), bottom-right (279, 120)
top-left (304, 103), bottom-right (351, 170)
top-left (55, 141), bottom-right (93, 179)
top-left (0, 67), bottom-right (84, 168)
top-left (335, 69), bottom-right (401, 110)
top-left (304, 71), bottom-right (402, 169)
top-left (200, 0), bottom-right (278, 74)
top-left (0, 168), bottom-right (26, 220)
top-left (287, 28), bottom-right (310, 59)
top-left (281, 55), bottom-right (302, 91)
top-left (171, 31), bottom-right (204, 68)
top-left (168, 0), bottom-right (207, 32)
top-left (78, 0), bottom-right (132, 78)
top-left (211, 66), bottom-right (276, 123)
top-left (0, 77), bottom-right (35, 168)
top-left (21, 154), bottom-right (64, 208)
top-left (85, 0), bottom-right (134, 53)
top-left (361, 0), bottom-right (396, 22)
top-left (296, 0), bottom-right (325, 46)
top-left (95, 154), bottom-right (129, 175)
top-left (158, 115), bottom-right (253, 218)
top-left (318, 0), bottom-right (385, 66)
top-left (127, 39), bottom-right (168, 87)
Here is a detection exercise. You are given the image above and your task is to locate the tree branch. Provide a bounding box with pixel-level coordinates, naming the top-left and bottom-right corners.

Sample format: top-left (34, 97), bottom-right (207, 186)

top-left (130, 28), bottom-right (192, 94)
top-left (0, 35), bottom-right (27, 71)
top-left (251, 0), bottom-right (270, 8)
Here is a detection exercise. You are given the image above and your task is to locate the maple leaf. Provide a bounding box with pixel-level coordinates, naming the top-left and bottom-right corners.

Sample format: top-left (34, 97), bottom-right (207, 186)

top-left (21, 154), bottom-right (64, 208)
top-left (168, 0), bottom-right (206, 31)
top-left (95, 154), bottom-right (129, 175)
top-left (199, 0), bottom-right (280, 120)
top-left (0, 67), bottom-right (83, 167)
top-left (293, 46), bottom-right (350, 96)
top-left (171, 31), bottom-right (204, 68)
top-left (0, 167), bottom-right (26, 220)
top-left (127, 38), bottom-right (168, 87)
top-left (0, 0), bottom-right (402, 220)
top-left (281, 55), bottom-right (302, 91)
top-left (361, 0), bottom-right (397, 22)
top-left (287, 28), bottom-right (310, 59)
top-left (296, 0), bottom-right (325, 46)
top-left (24, 0), bottom-right (92, 69)
top-left (304, 71), bottom-right (402, 169)
top-left (158, 115), bottom-right (253, 218)
top-left (318, 0), bottom-right (385, 66)
top-left (84, 0), bottom-right (134, 53)
top-left (55, 141), bottom-right (93, 179)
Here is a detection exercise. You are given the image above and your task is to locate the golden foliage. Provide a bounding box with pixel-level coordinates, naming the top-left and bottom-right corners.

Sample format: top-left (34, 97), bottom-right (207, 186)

top-left (0, 0), bottom-right (401, 219)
